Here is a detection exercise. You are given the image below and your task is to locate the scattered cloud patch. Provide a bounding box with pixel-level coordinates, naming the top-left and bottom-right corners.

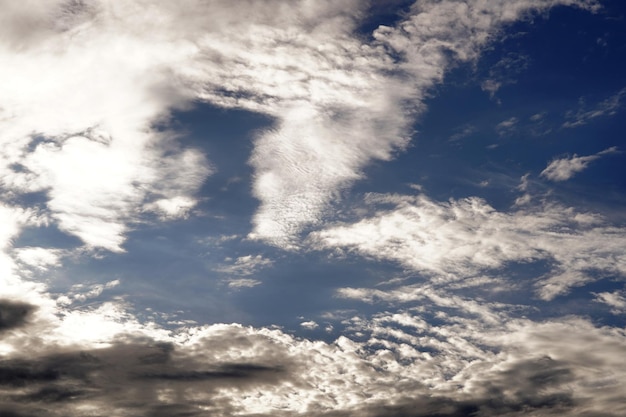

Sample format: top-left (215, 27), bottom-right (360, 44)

top-left (300, 320), bottom-right (319, 330)
top-left (310, 192), bottom-right (626, 299)
top-left (563, 87), bottom-right (626, 128)
top-left (449, 124), bottom-right (477, 141)
top-left (227, 278), bottom-right (262, 290)
top-left (495, 117), bottom-right (519, 137)
top-left (218, 255), bottom-right (273, 277)
top-left (481, 53), bottom-right (530, 100)
top-left (61, 280), bottom-right (121, 304)
top-left (13, 247), bottom-right (62, 271)
top-left (594, 290), bottom-right (626, 314)
top-left (541, 146), bottom-right (618, 181)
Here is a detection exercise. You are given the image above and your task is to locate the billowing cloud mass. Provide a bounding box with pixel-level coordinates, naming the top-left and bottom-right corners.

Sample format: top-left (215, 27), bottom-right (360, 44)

top-left (1, 0), bottom-right (625, 416)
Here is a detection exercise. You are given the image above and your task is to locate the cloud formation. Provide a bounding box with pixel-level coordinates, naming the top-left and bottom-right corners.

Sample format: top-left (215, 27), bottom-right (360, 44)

top-left (541, 146), bottom-right (618, 181)
top-left (0, 299), bottom-right (625, 417)
top-left (1, 1), bottom-right (623, 417)
top-left (310, 192), bottom-right (626, 300)
top-left (0, 0), bottom-right (603, 251)
top-left (563, 87), bottom-right (626, 128)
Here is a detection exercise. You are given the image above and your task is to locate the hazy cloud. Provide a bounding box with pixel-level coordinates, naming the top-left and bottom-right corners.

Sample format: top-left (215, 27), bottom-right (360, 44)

top-left (563, 87), bottom-right (626, 128)
top-left (495, 116), bottom-right (519, 136)
top-left (594, 290), bottom-right (626, 314)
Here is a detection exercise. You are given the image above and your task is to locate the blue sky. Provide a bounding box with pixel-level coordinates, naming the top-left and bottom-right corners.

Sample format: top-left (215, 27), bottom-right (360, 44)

top-left (1, 1), bottom-right (626, 416)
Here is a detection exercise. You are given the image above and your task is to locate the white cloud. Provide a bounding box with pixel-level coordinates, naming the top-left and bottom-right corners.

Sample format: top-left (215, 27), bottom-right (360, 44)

top-left (300, 320), bottom-right (319, 330)
top-left (227, 278), bottom-right (262, 290)
top-left (310, 193), bottom-right (626, 299)
top-left (68, 279), bottom-right (120, 303)
top-left (594, 290), bottom-right (626, 314)
top-left (541, 146), bottom-right (618, 182)
top-left (0, 0), bottom-right (602, 251)
top-left (218, 254), bottom-right (273, 277)
top-left (246, 0), bottom-right (601, 246)
top-left (13, 246), bottom-right (62, 271)
top-left (1, 2), bottom-right (623, 415)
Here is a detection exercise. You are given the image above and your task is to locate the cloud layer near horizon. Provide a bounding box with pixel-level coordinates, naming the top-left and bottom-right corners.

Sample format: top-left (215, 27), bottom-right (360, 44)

top-left (1, 296), bottom-right (625, 417)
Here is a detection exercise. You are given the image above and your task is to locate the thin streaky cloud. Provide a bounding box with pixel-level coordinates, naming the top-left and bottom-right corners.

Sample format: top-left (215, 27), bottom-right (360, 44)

top-left (563, 87), bottom-right (626, 128)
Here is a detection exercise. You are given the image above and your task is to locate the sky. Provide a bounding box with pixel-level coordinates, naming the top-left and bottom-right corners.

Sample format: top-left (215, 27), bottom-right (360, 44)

top-left (1, 0), bottom-right (626, 416)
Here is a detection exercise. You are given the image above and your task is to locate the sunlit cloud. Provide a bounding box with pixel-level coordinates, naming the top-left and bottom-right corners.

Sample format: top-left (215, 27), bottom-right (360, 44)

top-left (310, 193), bottom-right (626, 300)
top-left (541, 146), bottom-right (618, 182)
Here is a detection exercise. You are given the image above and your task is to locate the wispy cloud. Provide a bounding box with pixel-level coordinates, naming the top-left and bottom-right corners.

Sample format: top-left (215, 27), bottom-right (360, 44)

top-left (541, 146), bottom-right (618, 181)
top-left (481, 53), bottom-right (531, 100)
top-left (563, 87), bottom-right (626, 128)
top-left (495, 116), bottom-right (519, 137)
top-left (593, 290), bottom-right (626, 314)
top-left (310, 192), bottom-right (626, 300)
top-left (449, 124), bottom-right (477, 141)
top-left (226, 278), bottom-right (262, 290)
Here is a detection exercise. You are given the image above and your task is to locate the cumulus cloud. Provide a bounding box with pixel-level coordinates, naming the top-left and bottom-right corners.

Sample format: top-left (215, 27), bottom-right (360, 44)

top-left (541, 146), bottom-right (618, 181)
top-left (300, 320), bottom-right (319, 330)
top-left (310, 192), bottom-right (626, 300)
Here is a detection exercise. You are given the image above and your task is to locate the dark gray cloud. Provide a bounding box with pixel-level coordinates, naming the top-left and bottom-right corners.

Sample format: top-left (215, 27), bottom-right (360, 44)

top-left (0, 300), bottom-right (36, 332)
top-left (0, 338), bottom-right (289, 417)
